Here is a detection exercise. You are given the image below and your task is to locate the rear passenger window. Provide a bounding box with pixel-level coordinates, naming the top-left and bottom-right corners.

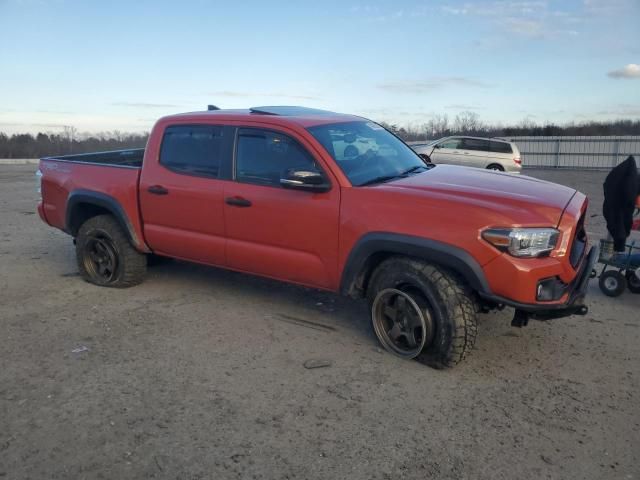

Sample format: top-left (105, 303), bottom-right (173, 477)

top-left (461, 138), bottom-right (490, 152)
top-left (235, 128), bottom-right (320, 187)
top-left (489, 141), bottom-right (513, 154)
top-left (160, 125), bottom-right (224, 177)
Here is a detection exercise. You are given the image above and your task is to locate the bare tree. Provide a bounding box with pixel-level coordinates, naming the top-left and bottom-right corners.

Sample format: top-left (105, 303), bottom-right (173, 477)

top-left (453, 111), bottom-right (482, 134)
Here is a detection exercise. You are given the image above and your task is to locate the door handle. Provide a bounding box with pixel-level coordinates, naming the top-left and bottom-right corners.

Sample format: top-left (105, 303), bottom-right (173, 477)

top-left (148, 185), bottom-right (169, 195)
top-left (225, 196), bottom-right (252, 207)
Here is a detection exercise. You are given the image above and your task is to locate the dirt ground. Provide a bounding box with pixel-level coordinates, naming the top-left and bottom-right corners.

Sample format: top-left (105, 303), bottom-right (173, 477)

top-left (1, 165), bottom-right (638, 480)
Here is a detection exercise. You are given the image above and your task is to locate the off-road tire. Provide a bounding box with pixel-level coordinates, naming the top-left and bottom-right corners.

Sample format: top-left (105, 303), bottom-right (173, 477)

top-left (367, 256), bottom-right (478, 369)
top-left (76, 214), bottom-right (147, 288)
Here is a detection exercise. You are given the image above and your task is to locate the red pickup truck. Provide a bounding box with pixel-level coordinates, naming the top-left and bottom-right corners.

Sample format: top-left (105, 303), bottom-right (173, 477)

top-left (37, 106), bottom-right (598, 368)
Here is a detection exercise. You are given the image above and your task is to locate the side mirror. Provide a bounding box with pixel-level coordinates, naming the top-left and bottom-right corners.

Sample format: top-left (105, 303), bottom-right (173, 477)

top-left (433, 144), bottom-right (442, 149)
top-left (280, 169), bottom-right (330, 193)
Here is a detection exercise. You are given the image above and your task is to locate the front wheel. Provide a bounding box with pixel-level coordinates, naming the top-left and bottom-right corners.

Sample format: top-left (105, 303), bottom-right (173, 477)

top-left (367, 257), bottom-right (478, 369)
top-left (76, 214), bottom-right (147, 288)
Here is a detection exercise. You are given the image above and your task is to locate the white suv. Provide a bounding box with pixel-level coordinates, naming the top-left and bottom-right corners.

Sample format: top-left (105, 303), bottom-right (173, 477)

top-left (411, 136), bottom-right (522, 173)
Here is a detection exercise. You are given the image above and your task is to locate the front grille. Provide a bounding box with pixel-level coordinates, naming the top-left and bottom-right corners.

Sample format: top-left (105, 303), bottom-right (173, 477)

top-left (569, 212), bottom-right (587, 268)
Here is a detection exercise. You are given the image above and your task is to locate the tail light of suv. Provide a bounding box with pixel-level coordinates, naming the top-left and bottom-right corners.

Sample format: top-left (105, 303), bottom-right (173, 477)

top-left (513, 157), bottom-right (521, 165)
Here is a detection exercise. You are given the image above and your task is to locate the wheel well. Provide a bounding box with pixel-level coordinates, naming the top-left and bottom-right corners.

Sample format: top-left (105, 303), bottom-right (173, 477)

top-left (348, 252), bottom-right (477, 300)
top-left (486, 163), bottom-right (504, 171)
top-left (68, 203), bottom-right (112, 236)
top-left (347, 251), bottom-right (395, 298)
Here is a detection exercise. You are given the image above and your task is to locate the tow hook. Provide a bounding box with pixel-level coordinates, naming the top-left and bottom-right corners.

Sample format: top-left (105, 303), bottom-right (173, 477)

top-left (512, 310), bottom-right (529, 328)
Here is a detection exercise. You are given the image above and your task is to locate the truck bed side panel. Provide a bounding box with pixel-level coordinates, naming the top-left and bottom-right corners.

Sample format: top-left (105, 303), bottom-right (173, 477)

top-left (39, 160), bottom-right (148, 251)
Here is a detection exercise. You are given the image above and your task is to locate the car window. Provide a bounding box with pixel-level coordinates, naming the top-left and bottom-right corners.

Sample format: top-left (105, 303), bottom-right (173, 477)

top-left (439, 138), bottom-right (462, 149)
top-left (461, 138), bottom-right (490, 152)
top-left (235, 128), bottom-right (321, 187)
top-left (489, 141), bottom-right (513, 154)
top-left (308, 121), bottom-right (427, 187)
top-left (160, 125), bottom-right (225, 177)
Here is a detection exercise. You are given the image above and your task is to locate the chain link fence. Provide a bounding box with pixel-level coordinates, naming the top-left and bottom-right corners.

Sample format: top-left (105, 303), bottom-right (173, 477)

top-left (500, 136), bottom-right (640, 169)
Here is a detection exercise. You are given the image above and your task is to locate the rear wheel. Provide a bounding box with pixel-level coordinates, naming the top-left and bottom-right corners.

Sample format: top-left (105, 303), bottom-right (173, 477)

top-left (599, 270), bottom-right (625, 297)
top-left (486, 163), bottom-right (504, 171)
top-left (626, 270), bottom-right (640, 294)
top-left (367, 257), bottom-right (478, 369)
top-left (76, 214), bottom-right (147, 288)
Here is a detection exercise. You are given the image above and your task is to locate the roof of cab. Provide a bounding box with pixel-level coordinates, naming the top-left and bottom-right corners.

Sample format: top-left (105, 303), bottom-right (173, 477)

top-left (160, 106), bottom-right (365, 128)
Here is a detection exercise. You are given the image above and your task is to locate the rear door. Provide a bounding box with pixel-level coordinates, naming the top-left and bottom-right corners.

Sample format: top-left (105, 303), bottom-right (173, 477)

top-left (459, 138), bottom-right (490, 168)
top-left (430, 137), bottom-right (464, 165)
top-left (223, 126), bottom-right (340, 289)
top-left (139, 124), bottom-right (233, 265)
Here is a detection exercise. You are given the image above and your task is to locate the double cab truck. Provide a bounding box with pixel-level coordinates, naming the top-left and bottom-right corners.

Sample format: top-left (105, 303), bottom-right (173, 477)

top-left (37, 106), bottom-right (598, 368)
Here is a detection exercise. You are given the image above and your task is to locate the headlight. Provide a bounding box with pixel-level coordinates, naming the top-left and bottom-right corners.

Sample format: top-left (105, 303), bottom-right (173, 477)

top-left (482, 228), bottom-right (560, 257)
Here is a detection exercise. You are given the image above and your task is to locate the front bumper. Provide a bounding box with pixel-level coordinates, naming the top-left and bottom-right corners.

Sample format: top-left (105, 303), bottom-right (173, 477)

top-left (479, 244), bottom-right (599, 323)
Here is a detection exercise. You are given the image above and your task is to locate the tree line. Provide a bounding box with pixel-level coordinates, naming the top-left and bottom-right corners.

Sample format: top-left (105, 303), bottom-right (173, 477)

top-left (0, 130), bottom-right (148, 159)
top-left (1, 114), bottom-right (640, 158)
top-left (381, 113), bottom-right (640, 142)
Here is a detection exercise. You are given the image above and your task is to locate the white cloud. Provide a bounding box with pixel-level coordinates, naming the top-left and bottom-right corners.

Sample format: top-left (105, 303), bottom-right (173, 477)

top-left (112, 102), bottom-right (180, 108)
top-left (607, 64), bottom-right (640, 79)
top-left (440, 1), bottom-right (583, 38)
top-left (209, 91), bottom-right (320, 101)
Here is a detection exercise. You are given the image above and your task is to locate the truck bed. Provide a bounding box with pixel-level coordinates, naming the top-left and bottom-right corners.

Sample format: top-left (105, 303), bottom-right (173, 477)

top-left (43, 148), bottom-right (144, 168)
top-left (39, 150), bottom-right (148, 251)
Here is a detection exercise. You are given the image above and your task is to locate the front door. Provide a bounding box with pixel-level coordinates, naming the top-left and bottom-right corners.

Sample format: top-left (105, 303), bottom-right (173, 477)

top-left (139, 124), bottom-right (233, 266)
top-left (431, 137), bottom-right (464, 165)
top-left (223, 127), bottom-right (340, 289)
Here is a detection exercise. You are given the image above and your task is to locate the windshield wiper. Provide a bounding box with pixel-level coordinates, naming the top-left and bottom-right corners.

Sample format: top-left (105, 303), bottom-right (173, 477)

top-left (399, 165), bottom-right (427, 176)
top-left (358, 174), bottom-right (402, 187)
top-left (358, 165), bottom-right (429, 187)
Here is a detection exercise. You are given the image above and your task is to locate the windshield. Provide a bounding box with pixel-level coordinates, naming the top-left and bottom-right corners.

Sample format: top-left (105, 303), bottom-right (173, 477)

top-left (307, 121), bottom-right (429, 186)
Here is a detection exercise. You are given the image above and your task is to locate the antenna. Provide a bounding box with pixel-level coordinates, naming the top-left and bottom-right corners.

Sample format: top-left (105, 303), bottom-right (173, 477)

top-left (207, 105), bottom-right (220, 111)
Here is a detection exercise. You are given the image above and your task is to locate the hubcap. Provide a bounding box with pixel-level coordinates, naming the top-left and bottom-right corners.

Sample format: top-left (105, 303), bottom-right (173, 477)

top-left (83, 233), bottom-right (118, 283)
top-left (371, 288), bottom-right (431, 359)
top-left (604, 276), bottom-right (618, 291)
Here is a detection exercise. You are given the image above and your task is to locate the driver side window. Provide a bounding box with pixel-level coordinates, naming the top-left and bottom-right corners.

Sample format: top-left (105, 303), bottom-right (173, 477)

top-left (439, 138), bottom-right (462, 149)
top-left (235, 128), bottom-right (321, 187)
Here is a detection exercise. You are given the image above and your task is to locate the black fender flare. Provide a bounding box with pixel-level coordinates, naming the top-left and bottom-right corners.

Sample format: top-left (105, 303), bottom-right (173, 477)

top-left (65, 189), bottom-right (148, 252)
top-left (339, 232), bottom-right (491, 297)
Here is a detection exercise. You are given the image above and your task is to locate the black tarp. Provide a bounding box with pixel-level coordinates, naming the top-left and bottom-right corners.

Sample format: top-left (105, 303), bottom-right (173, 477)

top-left (603, 156), bottom-right (640, 251)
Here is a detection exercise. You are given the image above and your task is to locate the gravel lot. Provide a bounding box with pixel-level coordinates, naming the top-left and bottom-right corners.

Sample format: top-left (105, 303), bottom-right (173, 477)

top-left (1, 164), bottom-right (638, 480)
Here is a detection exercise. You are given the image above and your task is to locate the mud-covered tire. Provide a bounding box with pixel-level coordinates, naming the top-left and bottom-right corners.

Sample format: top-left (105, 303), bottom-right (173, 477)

top-left (76, 214), bottom-right (147, 288)
top-left (367, 256), bottom-right (478, 369)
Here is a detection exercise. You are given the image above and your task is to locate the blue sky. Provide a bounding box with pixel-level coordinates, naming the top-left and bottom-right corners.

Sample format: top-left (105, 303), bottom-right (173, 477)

top-left (0, 0), bottom-right (638, 134)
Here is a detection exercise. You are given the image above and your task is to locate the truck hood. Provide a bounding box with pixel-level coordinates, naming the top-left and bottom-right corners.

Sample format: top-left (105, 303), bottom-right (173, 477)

top-left (378, 165), bottom-right (576, 226)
